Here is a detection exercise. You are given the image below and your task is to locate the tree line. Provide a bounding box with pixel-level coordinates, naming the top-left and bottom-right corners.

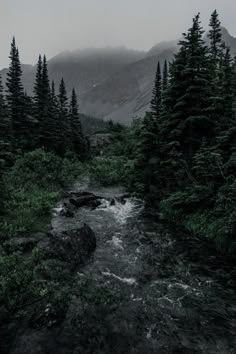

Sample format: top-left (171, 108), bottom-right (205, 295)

top-left (136, 10), bottom-right (236, 250)
top-left (0, 37), bottom-right (85, 168)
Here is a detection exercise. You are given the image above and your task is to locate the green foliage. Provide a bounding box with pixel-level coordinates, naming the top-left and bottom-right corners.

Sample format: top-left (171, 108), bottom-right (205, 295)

top-left (88, 156), bottom-right (135, 187)
top-left (0, 250), bottom-right (44, 317)
top-left (0, 149), bottom-right (84, 236)
top-left (132, 11), bottom-right (236, 252)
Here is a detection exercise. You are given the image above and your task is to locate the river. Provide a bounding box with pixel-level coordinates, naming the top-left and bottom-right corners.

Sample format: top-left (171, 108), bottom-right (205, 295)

top-left (50, 183), bottom-right (236, 353)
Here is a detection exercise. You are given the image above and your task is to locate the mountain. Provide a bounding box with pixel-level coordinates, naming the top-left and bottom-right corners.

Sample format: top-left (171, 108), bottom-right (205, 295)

top-left (80, 48), bottom-right (176, 124)
top-left (1, 47), bottom-right (145, 96)
top-left (146, 39), bottom-right (178, 57)
top-left (1, 28), bottom-right (236, 124)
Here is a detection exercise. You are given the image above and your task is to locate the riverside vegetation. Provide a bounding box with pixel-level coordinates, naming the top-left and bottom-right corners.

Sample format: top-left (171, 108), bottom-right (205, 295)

top-left (0, 9), bottom-right (236, 353)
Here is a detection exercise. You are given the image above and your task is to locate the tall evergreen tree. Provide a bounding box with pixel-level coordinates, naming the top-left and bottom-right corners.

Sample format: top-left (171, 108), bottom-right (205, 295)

top-left (208, 11), bottom-right (226, 132)
top-left (161, 60), bottom-right (169, 113)
top-left (162, 60), bottom-right (168, 92)
top-left (6, 37), bottom-right (26, 148)
top-left (208, 10), bottom-right (223, 60)
top-left (40, 55), bottom-right (52, 148)
top-left (69, 88), bottom-right (84, 157)
top-left (57, 78), bottom-right (70, 154)
top-left (150, 62), bottom-right (162, 121)
top-left (169, 14), bottom-right (213, 158)
top-left (0, 75), bottom-right (12, 164)
top-left (222, 48), bottom-right (233, 127)
top-left (33, 55), bottom-right (43, 109)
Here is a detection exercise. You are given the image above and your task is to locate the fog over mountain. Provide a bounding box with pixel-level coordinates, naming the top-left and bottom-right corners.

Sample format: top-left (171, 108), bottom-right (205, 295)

top-left (2, 0), bottom-right (236, 69)
top-left (2, 26), bottom-right (236, 124)
top-left (1, 0), bottom-right (236, 123)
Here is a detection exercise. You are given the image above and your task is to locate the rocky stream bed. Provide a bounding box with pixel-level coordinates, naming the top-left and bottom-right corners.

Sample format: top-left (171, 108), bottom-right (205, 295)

top-left (3, 184), bottom-right (236, 353)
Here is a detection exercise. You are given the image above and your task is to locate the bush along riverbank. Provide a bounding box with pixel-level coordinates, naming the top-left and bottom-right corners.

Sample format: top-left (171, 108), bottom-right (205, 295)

top-left (0, 149), bottom-right (96, 352)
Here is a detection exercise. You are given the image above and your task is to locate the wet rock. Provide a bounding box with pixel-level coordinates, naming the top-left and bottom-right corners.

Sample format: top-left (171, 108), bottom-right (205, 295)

top-left (69, 193), bottom-right (101, 208)
top-left (110, 198), bottom-right (116, 206)
top-left (37, 223), bottom-right (96, 269)
top-left (59, 203), bottom-right (74, 217)
top-left (116, 194), bottom-right (130, 204)
top-left (85, 199), bottom-right (102, 209)
top-left (110, 194), bottom-right (129, 206)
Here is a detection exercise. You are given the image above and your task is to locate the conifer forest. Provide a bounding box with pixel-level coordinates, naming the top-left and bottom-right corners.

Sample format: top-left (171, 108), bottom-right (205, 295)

top-left (0, 8), bottom-right (236, 354)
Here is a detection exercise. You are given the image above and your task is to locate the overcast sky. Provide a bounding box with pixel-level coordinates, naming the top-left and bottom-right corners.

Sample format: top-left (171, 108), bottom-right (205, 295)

top-left (1, 0), bottom-right (236, 68)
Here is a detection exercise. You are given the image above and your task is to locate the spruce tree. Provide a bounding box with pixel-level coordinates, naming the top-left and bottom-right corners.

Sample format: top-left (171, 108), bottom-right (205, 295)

top-left (161, 60), bottom-right (169, 113)
top-left (162, 60), bottom-right (168, 92)
top-left (222, 48), bottom-right (233, 128)
top-left (0, 75), bottom-right (12, 164)
top-left (208, 10), bottom-right (224, 61)
top-left (208, 11), bottom-right (225, 132)
top-left (57, 78), bottom-right (70, 154)
top-left (150, 61), bottom-right (162, 121)
top-left (49, 81), bottom-right (61, 153)
top-left (33, 55), bottom-right (43, 110)
top-left (6, 37), bottom-right (26, 149)
top-left (41, 55), bottom-right (52, 148)
top-left (69, 88), bottom-right (84, 157)
top-left (169, 14), bottom-right (213, 158)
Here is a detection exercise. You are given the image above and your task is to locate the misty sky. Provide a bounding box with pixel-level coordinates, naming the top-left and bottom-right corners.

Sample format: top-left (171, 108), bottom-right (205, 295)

top-left (1, 0), bottom-right (236, 68)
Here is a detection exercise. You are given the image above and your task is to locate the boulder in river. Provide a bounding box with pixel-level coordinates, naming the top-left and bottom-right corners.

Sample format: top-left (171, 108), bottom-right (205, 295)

top-left (37, 223), bottom-right (96, 269)
top-left (69, 193), bottom-right (102, 208)
top-left (59, 203), bottom-right (74, 217)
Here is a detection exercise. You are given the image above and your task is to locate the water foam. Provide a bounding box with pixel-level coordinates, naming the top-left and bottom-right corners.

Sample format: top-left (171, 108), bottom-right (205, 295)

top-left (99, 197), bottom-right (143, 225)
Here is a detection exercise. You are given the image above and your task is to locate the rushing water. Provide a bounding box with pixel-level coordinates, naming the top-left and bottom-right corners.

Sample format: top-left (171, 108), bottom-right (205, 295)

top-left (51, 185), bottom-right (236, 354)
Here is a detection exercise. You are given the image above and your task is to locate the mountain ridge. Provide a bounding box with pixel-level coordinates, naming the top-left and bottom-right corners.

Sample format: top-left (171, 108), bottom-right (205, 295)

top-left (1, 27), bottom-right (236, 124)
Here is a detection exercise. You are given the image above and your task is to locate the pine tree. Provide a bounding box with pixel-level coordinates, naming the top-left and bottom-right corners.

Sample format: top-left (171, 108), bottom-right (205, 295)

top-left (222, 48), bottom-right (233, 128)
top-left (49, 81), bottom-right (61, 153)
top-left (169, 14), bottom-right (213, 158)
top-left (40, 55), bottom-right (52, 148)
top-left (162, 60), bottom-right (168, 92)
top-left (33, 55), bottom-right (57, 150)
top-left (161, 59), bottom-right (169, 113)
top-left (232, 56), bottom-right (236, 121)
top-left (33, 55), bottom-right (43, 110)
top-left (69, 88), bottom-right (84, 157)
top-left (208, 11), bottom-right (226, 132)
top-left (0, 75), bottom-right (12, 165)
top-left (57, 78), bottom-right (70, 154)
top-left (6, 37), bottom-right (26, 149)
top-left (208, 10), bottom-right (224, 60)
top-left (33, 55), bottom-right (43, 147)
top-left (150, 61), bottom-right (162, 121)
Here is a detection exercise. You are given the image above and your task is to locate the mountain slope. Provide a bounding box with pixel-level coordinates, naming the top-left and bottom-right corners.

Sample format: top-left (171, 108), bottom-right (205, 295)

top-left (1, 27), bottom-right (236, 124)
top-left (0, 47), bottom-right (145, 96)
top-left (80, 49), bottom-right (176, 124)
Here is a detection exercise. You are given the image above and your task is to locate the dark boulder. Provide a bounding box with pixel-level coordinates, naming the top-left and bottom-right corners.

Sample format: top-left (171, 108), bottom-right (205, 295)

top-left (69, 193), bottom-right (101, 208)
top-left (59, 203), bottom-right (74, 217)
top-left (37, 223), bottom-right (96, 269)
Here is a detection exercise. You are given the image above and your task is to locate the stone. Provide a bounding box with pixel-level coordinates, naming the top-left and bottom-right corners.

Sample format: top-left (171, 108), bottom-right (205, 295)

top-left (59, 203), bottom-right (74, 217)
top-left (69, 193), bottom-right (101, 208)
top-left (37, 223), bottom-right (96, 269)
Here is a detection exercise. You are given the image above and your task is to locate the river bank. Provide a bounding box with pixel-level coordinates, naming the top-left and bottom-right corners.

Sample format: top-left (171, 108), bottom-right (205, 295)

top-left (4, 183), bottom-right (235, 354)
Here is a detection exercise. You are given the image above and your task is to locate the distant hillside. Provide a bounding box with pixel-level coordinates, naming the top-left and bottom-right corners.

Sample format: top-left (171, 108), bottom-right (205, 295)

top-left (80, 49), bottom-right (176, 124)
top-left (1, 27), bottom-right (236, 124)
top-left (0, 47), bottom-right (145, 96)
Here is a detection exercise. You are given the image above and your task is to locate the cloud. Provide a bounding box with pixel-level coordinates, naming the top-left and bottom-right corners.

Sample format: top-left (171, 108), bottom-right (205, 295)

top-left (1, 0), bottom-right (236, 68)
